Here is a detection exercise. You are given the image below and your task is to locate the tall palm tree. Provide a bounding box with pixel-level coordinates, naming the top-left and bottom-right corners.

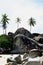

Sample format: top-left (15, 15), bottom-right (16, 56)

top-left (28, 17), bottom-right (36, 32)
top-left (16, 17), bottom-right (21, 29)
top-left (1, 13), bottom-right (9, 34)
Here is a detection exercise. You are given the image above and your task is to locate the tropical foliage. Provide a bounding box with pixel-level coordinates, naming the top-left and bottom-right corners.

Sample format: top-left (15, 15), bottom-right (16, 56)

top-left (0, 35), bottom-right (12, 49)
top-left (1, 13), bottom-right (9, 34)
top-left (28, 17), bottom-right (36, 32)
top-left (16, 17), bottom-right (21, 28)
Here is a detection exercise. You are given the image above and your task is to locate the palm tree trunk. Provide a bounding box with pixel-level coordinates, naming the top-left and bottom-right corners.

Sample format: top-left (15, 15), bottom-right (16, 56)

top-left (17, 22), bottom-right (19, 29)
top-left (30, 25), bottom-right (31, 33)
top-left (5, 28), bottom-right (6, 35)
top-left (3, 28), bottom-right (4, 34)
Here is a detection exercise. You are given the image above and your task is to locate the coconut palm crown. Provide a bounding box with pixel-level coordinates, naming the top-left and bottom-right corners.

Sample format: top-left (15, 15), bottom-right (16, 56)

top-left (1, 13), bottom-right (9, 34)
top-left (16, 17), bottom-right (21, 29)
top-left (28, 17), bottom-right (36, 32)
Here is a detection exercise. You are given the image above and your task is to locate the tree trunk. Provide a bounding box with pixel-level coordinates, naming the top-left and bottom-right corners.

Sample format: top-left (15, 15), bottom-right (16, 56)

top-left (3, 28), bottom-right (4, 34)
top-left (30, 25), bottom-right (31, 33)
top-left (17, 22), bottom-right (19, 29)
top-left (5, 28), bottom-right (6, 35)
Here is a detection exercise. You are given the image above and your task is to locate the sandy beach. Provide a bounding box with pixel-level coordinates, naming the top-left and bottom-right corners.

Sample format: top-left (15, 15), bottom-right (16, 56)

top-left (0, 55), bottom-right (41, 65)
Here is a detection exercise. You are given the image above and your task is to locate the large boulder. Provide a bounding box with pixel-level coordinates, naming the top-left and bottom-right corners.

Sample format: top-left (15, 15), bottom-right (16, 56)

top-left (8, 28), bottom-right (43, 54)
top-left (38, 34), bottom-right (43, 44)
top-left (8, 32), bottom-right (14, 37)
top-left (13, 35), bottom-right (35, 53)
top-left (14, 28), bottom-right (34, 38)
top-left (33, 35), bottom-right (43, 44)
top-left (32, 33), bottom-right (40, 37)
top-left (29, 49), bottom-right (42, 58)
top-left (12, 34), bottom-right (43, 54)
top-left (38, 38), bottom-right (43, 43)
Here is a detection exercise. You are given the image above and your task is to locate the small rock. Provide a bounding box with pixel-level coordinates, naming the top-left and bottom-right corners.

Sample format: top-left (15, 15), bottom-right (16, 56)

top-left (14, 55), bottom-right (22, 64)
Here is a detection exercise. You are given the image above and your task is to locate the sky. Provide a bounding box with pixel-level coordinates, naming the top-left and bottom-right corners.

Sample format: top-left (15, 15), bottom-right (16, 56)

top-left (0, 0), bottom-right (43, 34)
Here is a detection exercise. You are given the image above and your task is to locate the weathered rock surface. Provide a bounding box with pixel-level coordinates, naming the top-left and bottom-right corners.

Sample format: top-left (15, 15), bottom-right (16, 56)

top-left (23, 61), bottom-right (41, 65)
top-left (11, 61), bottom-right (17, 65)
top-left (14, 55), bottom-right (22, 64)
top-left (14, 28), bottom-right (34, 38)
top-left (33, 35), bottom-right (43, 44)
top-left (8, 28), bottom-right (43, 54)
top-left (29, 49), bottom-right (42, 58)
top-left (23, 53), bottom-right (29, 59)
top-left (11, 34), bottom-right (43, 54)
top-left (7, 58), bottom-right (15, 63)
top-left (32, 33), bottom-right (40, 37)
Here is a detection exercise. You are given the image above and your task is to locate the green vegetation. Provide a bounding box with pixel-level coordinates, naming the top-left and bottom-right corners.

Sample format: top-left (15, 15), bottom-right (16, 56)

top-left (0, 35), bottom-right (12, 49)
top-left (1, 13), bottom-right (9, 34)
top-left (28, 17), bottom-right (36, 32)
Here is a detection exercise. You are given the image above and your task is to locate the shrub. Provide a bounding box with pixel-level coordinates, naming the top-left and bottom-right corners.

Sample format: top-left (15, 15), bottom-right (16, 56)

top-left (0, 35), bottom-right (12, 49)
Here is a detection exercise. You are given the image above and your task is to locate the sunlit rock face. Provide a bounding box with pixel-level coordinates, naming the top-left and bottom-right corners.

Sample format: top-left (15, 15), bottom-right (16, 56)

top-left (29, 49), bottom-right (42, 58)
top-left (33, 33), bottom-right (43, 44)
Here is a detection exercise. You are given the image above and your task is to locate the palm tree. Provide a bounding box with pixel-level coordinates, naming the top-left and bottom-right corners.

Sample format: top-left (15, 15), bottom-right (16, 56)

top-left (1, 13), bottom-right (9, 34)
top-left (16, 17), bottom-right (21, 29)
top-left (28, 17), bottom-right (36, 32)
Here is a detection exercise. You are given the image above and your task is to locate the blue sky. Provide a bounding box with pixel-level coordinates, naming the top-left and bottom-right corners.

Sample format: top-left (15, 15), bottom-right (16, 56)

top-left (0, 0), bottom-right (43, 34)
